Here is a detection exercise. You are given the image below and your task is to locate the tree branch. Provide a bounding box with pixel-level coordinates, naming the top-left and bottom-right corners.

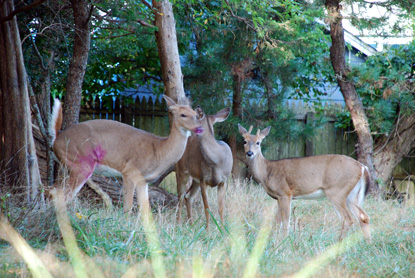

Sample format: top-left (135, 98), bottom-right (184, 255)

top-left (0, 0), bottom-right (47, 23)
top-left (137, 18), bottom-right (155, 28)
top-left (224, 0), bottom-right (296, 46)
top-left (93, 27), bottom-right (136, 39)
top-left (140, 0), bottom-right (152, 11)
top-left (224, 0), bottom-right (257, 32)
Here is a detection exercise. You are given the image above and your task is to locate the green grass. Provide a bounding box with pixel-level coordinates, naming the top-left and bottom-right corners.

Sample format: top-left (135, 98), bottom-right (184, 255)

top-left (1, 179), bottom-right (414, 277)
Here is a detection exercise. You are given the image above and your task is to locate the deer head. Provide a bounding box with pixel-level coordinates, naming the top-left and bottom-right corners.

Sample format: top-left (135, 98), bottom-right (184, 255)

top-left (238, 124), bottom-right (271, 159)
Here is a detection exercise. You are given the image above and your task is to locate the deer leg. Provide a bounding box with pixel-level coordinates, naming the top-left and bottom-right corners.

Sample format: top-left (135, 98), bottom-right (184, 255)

top-left (199, 182), bottom-right (211, 228)
top-left (123, 170), bottom-right (148, 215)
top-left (276, 196), bottom-right (292, 235)
top-left (217, 182), bottom-right (225, 224)
top-left (61, 160), bottom-right (96, 201)
top-left (136, 182), bottom-right (150, 215)
top-left (328, 196), bottom-right (354, 241)
top-left (122, 176), bottom-right (136, 214)
top-left (176, 173), bottom-right (191, 223)
top-left (185, 180), bottom-right (200, 225)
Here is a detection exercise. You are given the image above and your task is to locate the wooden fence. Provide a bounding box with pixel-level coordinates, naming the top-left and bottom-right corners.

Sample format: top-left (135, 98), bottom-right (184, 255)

top-left (79, 95), bottom-right (357, 159)
top-left (80, 95), bottom-right (170, 137)
top-left (265, 104), bottom-right (357, 160)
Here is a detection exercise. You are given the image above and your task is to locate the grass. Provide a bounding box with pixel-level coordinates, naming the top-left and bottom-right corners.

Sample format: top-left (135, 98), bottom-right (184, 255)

top-left (0, 178), bottom-right (414, 277)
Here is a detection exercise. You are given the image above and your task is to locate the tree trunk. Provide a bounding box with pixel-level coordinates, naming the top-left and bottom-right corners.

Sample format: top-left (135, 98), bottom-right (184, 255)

top-left (325, 0), bottom-right (378, 192)
top-left (230, 72), bottom-right (243, 178)
top-left (0, 0), bottom-right (42, 203)
top-left (374, 114), bottom-right (415, 189)
top-left (152, 0), bottom-right (185, 102)
top-left (62, 0), bottom-right (92, 129)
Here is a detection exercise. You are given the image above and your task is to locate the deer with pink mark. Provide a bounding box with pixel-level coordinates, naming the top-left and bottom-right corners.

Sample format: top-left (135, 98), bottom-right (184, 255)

top-left (238, 124), bottom-right (371, 243)
top-left (49, 95), bottom-right (203, 213)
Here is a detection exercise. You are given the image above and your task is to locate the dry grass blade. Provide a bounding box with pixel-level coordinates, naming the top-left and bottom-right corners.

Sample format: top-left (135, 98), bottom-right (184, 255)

top-left (52, 189), bottom-right (105, 278)
top-left (0, 212), bottom-right (53, 278)
top-left (140, 203), bottom-right (167, 278)
top-left (242, 203), bottom-right (277, 278)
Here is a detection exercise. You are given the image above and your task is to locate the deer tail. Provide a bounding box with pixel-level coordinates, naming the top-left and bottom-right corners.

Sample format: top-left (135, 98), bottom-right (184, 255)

top-left (50, 98), bottom-right (63, 144)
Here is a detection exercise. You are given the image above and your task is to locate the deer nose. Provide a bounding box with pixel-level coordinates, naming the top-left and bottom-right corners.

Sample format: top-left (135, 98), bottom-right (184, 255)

top-left (246, 151), bottom-right (254, 157)
top-left (194, 127), bottom-right (204, 134)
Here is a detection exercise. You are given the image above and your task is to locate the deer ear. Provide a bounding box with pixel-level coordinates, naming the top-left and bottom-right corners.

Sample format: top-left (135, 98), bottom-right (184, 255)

top-left (213, 107), bottom-right (230, 123)
top-left (238, 124), bottom-right (248, 135)
top-left (163, 95), bottom-right (177, 109)
top-left (178, 96), bottom-right (190, 106)
top-left (195, 106), bottom-right (205, 120)
top-left (260, 126), bottom-right (271, 138)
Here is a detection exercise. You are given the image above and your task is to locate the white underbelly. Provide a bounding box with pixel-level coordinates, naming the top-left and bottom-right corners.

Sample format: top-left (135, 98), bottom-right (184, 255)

top-left (293, 189), bottom-right (326, 200)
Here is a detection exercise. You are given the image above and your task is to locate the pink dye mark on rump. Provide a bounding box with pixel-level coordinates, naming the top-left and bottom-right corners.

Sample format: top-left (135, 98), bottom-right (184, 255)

top-left (75, 145), bottom-right (107, 181)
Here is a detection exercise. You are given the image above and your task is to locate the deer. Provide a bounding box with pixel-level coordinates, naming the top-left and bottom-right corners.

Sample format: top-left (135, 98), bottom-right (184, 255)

top-left (175, 106), bottom-right (233, 228)
top-left (238, 124), bottom-right (371, 243)
top-left (49, 95), bottom-right (204, 214)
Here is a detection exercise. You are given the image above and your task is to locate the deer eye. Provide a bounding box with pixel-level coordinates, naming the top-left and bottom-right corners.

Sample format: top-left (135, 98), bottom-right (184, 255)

top-left (243, 141), bottom-right (247, 145)
top-left (180, 114), bottom-right (187, 117)
top-left (256, 142), bottom-right (260, 145)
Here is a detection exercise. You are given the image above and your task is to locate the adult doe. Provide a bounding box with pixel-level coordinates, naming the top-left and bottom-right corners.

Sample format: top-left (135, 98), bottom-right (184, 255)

top-left (50, 95), bottom-right (203, 213)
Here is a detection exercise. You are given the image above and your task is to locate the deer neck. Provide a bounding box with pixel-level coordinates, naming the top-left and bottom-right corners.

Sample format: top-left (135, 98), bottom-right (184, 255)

top-left (198, 127), bottom-right (222, 165)
top-left (160, 119), bottom-right (191, 165)
top-left (248, 152), bottom-right (269, 184)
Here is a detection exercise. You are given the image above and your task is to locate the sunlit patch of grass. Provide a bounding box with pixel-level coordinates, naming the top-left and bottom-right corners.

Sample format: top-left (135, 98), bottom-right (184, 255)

top-left (0, 179), bottom-right (414, 277)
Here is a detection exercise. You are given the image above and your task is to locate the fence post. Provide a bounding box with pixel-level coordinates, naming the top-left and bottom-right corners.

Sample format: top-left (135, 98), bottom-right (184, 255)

top-left (305, 112), bottom-right (314, 157)
top-left (122, 97), bottom-right (133, 125)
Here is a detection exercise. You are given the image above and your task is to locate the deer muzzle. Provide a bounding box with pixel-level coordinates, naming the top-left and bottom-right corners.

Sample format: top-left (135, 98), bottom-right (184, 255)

top-left (193, 127), bottom-right (204, 134)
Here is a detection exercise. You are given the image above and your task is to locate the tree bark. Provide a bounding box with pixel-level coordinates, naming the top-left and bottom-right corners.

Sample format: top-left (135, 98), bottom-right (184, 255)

top-left (0, 0), bottom-right (42, 203)
top-left (325, 0), bottom-right (378, 192)
top-left (62, 0), bottom-right (92, 129)
top-left (152, 0), bottom-right (185, 102)
top-left (230, 71), bottom-right (243, 178)
top-left (374, 114), bottom-right (415, 189)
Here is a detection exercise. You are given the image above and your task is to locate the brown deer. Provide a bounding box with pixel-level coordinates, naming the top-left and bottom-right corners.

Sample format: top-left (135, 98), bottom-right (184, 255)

top-left (176, 106), bottom-right (233, 227)
top-left (238, 124), bottom-right (371, 243)
top-left (49, 95), bottom-right (203, 213)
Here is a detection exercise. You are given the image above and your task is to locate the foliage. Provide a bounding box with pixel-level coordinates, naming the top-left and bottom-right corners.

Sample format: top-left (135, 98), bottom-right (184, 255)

top-left (345, 42), bottom-right (415, 139)
top-left (84, 0), bottom-right (161, 99)
top-left (19, 0), bottom-right (161, 102)
top-left (18, 1), bottom-right (73, 97)
top-left (342, 0), bottom-right (415, 38)
top-left (334, 111), bottom-right (352, 129)
top-left (173, 0), bottom-right (333, 142)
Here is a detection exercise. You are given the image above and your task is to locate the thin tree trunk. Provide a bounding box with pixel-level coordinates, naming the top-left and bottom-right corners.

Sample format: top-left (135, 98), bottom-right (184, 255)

top-left (152, 0), bottom-right (185, 102)
top-left (325, 0), bottom-right (378, 193)
top-left (62, 0), bottom-right (92, 129)
top-left (230, 72), bottom-right (243, 178)
top-left (0, 0), bottom-right (42, 203)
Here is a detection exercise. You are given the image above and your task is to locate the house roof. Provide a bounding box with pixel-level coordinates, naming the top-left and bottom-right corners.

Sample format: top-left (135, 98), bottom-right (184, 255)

top-left (344, 28), bottom-right (378, 57)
